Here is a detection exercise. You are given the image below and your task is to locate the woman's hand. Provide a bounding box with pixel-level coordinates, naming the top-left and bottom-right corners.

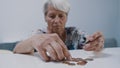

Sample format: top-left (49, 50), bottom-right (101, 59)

top-left (83, 32), bottom-right (104, 52)
top-left (31, 33), bottom-right (71, 61)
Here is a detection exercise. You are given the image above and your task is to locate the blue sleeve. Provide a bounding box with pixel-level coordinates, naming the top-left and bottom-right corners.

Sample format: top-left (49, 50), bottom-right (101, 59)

top-left (65, 27), bottom-right (88, 50)
top-left (77, 30), bottom-right (88, 49)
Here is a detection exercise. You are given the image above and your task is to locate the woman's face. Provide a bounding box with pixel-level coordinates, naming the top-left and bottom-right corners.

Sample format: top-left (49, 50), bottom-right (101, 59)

top-left (45, 5), bottom-right (67, 33)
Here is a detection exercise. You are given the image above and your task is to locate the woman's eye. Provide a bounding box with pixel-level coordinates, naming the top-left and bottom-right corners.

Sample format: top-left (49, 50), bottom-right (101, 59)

top-left (59, 15), bottom-right (63, 18)
top-left (49, 15), bottom-right (55, 19)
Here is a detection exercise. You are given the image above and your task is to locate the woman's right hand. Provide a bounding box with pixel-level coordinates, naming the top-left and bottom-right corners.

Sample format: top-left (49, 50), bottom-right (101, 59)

top-left (31, 33), bottom-right (71, 61)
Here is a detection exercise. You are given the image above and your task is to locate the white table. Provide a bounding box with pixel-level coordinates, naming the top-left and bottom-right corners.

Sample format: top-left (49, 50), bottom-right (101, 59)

top-left (0, 47), bottom-right (120, 68)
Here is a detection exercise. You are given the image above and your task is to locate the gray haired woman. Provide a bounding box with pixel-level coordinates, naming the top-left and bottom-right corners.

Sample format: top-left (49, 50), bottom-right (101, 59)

top-left (13, 0), bottom-right (104, 62)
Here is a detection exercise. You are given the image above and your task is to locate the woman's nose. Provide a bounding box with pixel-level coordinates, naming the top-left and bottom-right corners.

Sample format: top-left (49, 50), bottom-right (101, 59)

top-left (53, 16), bottom-right (60, 26)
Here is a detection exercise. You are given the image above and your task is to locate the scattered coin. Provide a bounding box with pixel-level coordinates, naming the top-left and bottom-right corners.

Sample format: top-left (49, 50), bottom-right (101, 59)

top-left (71, 58), bottom-right (84, 62)
top-left (61, 57), bottom-right (91, 66)
top-left (77, 60), bottom-right (88, 65)
top-left (61, 61), bottom-right (69, 64)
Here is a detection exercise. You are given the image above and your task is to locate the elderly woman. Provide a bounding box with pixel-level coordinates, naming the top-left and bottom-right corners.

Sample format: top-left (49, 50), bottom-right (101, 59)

top-left (13, 0), bottom-right (104, 62)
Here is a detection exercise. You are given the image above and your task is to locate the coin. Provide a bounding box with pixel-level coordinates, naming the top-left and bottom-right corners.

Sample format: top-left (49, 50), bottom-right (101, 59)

top-left (77, 60), bottom-right (87, 65)
top-left (61, 57), bottom-right (88, 66)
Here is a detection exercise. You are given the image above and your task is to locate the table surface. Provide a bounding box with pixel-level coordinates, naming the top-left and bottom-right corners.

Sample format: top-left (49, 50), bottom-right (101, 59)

top-left (0, 47), bottom-right (120, 68)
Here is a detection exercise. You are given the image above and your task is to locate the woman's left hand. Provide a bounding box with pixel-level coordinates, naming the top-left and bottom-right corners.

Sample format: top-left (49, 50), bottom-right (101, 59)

top-left (83, 32), bottom-right (104, 52)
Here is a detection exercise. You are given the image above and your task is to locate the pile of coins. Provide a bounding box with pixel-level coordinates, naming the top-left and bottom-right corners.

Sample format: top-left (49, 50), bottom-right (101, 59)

top-left (61, 57), bottom-right (93, 66)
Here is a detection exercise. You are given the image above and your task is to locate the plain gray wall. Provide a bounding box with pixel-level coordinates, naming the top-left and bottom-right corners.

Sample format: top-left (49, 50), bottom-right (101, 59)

top-left (68, 0), bottom-right (118, 37)
top-left (116, 0), bottom-right (120, 46)
top-left (0, 0), bottom-right (119, 47)
top-left (119, 0), bottom-right (120, 46)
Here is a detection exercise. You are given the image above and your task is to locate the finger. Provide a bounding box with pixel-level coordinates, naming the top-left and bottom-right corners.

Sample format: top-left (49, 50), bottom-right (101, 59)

top-left (90, 35), bottom-right (104, 51)
top-left (83, 44), bottom-right (95, 51)
top-left (84, 39), bottom-right (99, 51)
top-left (90, 39), bottom-right (99, 47)
top-left (50, 41), bottom-right (65, 61)
top-left (37, 49), bottom-right (50, 62)
top-left (40, 38), bottom-right (58, 61)
top-left (54, 35), bottom-right (72, 60)
top-left (45, 44), bottom-right (58, 61)
top-left (91, 32), bottom-right (102, 41)
top-left (98, 35), bottom-right (104, 44)
top-left (95, 40), bottom-right (104, 51)
top-left (51, 34), bottom-right (72, 60)
top-left (86, 32), bottom-right (102, 47)
top-left (86, 35), bottom-right (94, 41)
top-left (94, 36), bottom-right (104, 51)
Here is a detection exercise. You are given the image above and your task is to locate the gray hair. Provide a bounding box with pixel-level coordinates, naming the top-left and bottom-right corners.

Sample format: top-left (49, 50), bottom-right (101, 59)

top-left (43, 0), bottom-right (70, 15)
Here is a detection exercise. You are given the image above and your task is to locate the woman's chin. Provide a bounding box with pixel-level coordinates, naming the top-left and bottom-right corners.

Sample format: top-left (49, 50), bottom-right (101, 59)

top-left (51, 26), bottom-right (64, 33)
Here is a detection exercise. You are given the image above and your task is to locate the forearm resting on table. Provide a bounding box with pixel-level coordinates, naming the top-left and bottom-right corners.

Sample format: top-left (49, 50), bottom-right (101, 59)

top-left (13, 38), bottom-right (34, 55)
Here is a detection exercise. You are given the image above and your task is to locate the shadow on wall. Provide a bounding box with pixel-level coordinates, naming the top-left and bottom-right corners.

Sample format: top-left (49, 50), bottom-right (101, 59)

top-left (104, 38), bottom-right (117, 48)
top-left (0, 38), bottom-right (118, 51)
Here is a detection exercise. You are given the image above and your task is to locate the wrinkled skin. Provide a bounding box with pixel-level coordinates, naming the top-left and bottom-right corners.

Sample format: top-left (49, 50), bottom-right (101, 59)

top-left (83, 32), bottom-right (104, 52)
